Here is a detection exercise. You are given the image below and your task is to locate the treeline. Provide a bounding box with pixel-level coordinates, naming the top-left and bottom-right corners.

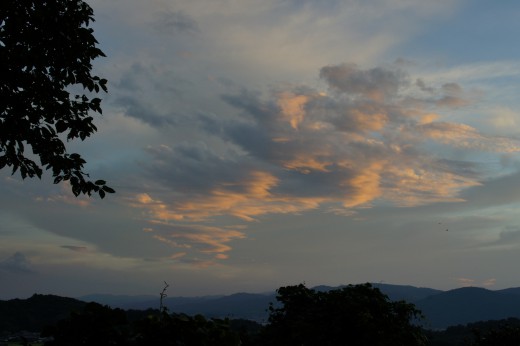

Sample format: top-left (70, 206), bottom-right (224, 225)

top-left (5, 284), bottom-right (520, 345)
top-left (39, 283), bottom-right (426, 346)
top-left (427, 318), bottom-right (520, 345)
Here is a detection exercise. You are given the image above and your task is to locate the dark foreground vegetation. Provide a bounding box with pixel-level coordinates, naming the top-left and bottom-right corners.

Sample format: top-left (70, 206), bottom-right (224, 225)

top-left (4, 284), bottom-right (520, 345)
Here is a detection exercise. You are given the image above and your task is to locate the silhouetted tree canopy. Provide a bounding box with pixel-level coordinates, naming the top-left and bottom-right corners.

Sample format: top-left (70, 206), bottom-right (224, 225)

top-left (42, 303), bottom-right (242, 346)
top-left (0, 0), bottom-right (113, 197)
top-left (466, 319), bottom-right (520, 346)
top-left (260, 283), bottom-right (428, 346)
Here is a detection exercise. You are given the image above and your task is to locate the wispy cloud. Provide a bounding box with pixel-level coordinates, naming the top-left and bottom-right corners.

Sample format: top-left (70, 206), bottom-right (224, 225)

top-left (457, 277), bottom-right (476, 286)
top-left (152, 10), bottom-right (199, 35)
top-left (457, 277), bottom-right (497, 288)
top-left (0, 252), bottom-right (36, 274)
top-left (483, 278), bottom-right (496, 287)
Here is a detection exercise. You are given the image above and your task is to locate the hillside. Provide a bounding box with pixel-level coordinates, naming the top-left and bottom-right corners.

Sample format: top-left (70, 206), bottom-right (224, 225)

top-left (0, 294), bottom-right (86, 332)
top-left (166, 292), bottom-right (276, 323)
top-left (371, 283), bottom-right (443, 302)
top-left (416, 287), bottom-right (520, 329)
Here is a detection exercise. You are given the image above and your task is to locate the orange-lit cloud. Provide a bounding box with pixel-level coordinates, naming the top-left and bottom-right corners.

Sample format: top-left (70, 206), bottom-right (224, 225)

top-left (134, 171), bottom-right (324, 223)
top-left (152, 234), bottom-right (191, 249)
top-left (418, 122), bottom-right (520, 152)
top-left (457, 278), bottom-right (475, 286)
top-left (277, 92), bottom-right (309, 129)
top-left (348, 108), bottom-right (388, 132)
top-left (383, 166), bottom-right (481, 206)
top-left (342, 162), bottom-right (383, 208)
top-left (482, 278), bottom-right (496, 287)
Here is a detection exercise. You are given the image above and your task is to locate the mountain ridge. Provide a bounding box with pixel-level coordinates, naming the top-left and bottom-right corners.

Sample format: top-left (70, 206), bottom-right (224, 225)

top-left (4, 283), bottom-right (520, 331)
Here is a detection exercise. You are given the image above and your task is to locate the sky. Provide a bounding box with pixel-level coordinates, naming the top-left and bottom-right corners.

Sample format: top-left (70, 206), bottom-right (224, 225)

top-left (3, 0), bottom-right (520, 299)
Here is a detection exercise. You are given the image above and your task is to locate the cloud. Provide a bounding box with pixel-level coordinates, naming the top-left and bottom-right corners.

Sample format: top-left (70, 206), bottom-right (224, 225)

top-left (131, 169), bottom-right (325, 223)
top-left (457, 278), bottom-right (475, 286)
top-left (447, 171), bottom-right (520, 215)
top-left (319, 63), bottom-right (405, 101)
top-left (473, 228), bottom-right (520, 250)
top-left (482, 278), bottom-right (496, 287)
top-left (61, 246), bottom-right (89, 253)
top-left (457, 277), bottom-right (497, 288)
top-left (435, 83), bottom-right (471, 108)
top-left (277, 92), bottom-right (309, 130)
top-left (416, 122), bottom-right (520, 152)
top-left (486, 106), bottom-right (519, 130)
top-left (0, 252), bottom-right (35, 274)
top-left (113, 96), bottom-right (177, 127)
top-left (420, 61), bottom-right (520, 84)
top-left (153, 10), bottom-right (199, 35)
top-left (128, 62), bottom-right (520, 262)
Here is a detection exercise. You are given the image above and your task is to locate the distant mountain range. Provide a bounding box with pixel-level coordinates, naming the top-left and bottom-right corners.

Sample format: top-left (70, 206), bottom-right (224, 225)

top-left (4, 283), bottom-right (520, 332)
top-left (415, 286), bottom-right (520, 329)
top-left (78, 284), bottom-right (520, 329)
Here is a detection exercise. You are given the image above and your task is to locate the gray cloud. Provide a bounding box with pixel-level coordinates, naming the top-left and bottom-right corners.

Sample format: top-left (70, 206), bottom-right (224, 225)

top-left (141, 142), bottom-right (256, 194)
top-left (416, 78), bottom-right (434, 93)
top-left (0, 252), bottom-right (35, 274)
top-left (61, 245), bottom-right (89, 252)
top-left (113, 96), bottom-right (177, 127)
top-left (469, 227), bottom-right (520, 251)
top-left (494, 228), bottom-right (520, 244)
top-left (153, 10), bottom-right (199, 35)
top-left (459, 171), bottom-right (520, 209)
top-left (435, 83), bottom-right (470, 108)
top-left (319, 63), bottom-right (406, 100)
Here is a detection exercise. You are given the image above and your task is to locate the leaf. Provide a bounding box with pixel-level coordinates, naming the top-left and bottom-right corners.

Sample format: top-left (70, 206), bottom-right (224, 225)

top-left (102, 186), bottom-right (115, 193)
top-left (55, 120), bottom-right (67, 133)
top-left (99, 189), bottom-right (105, 199)
top-left (95, 179), bottom-right (106, 185)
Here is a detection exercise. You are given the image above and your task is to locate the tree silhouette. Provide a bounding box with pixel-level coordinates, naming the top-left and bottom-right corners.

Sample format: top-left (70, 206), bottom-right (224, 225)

top-left (0, 0), bottom-right (113, 197)
top-left (260, 283), bottom-right (428, 346)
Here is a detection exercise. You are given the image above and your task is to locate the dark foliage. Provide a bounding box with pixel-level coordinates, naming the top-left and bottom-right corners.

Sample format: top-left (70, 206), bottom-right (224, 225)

top-left (258, 283), bottom-right (428, 346)
top-left (0, 0), bottom-right (113, 197)
top-left (42, 303), bottom-right (242, 346)
top-left (132, 311), bottom-right (241, 346)
top-left (42, 303), bottom-right (130, 346)
top-left (426, 318), bottom-right (520, 346)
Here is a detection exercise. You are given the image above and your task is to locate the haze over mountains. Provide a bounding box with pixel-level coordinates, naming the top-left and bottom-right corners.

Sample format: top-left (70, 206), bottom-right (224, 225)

top-left (76, 283), bottom-right (520, 329)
